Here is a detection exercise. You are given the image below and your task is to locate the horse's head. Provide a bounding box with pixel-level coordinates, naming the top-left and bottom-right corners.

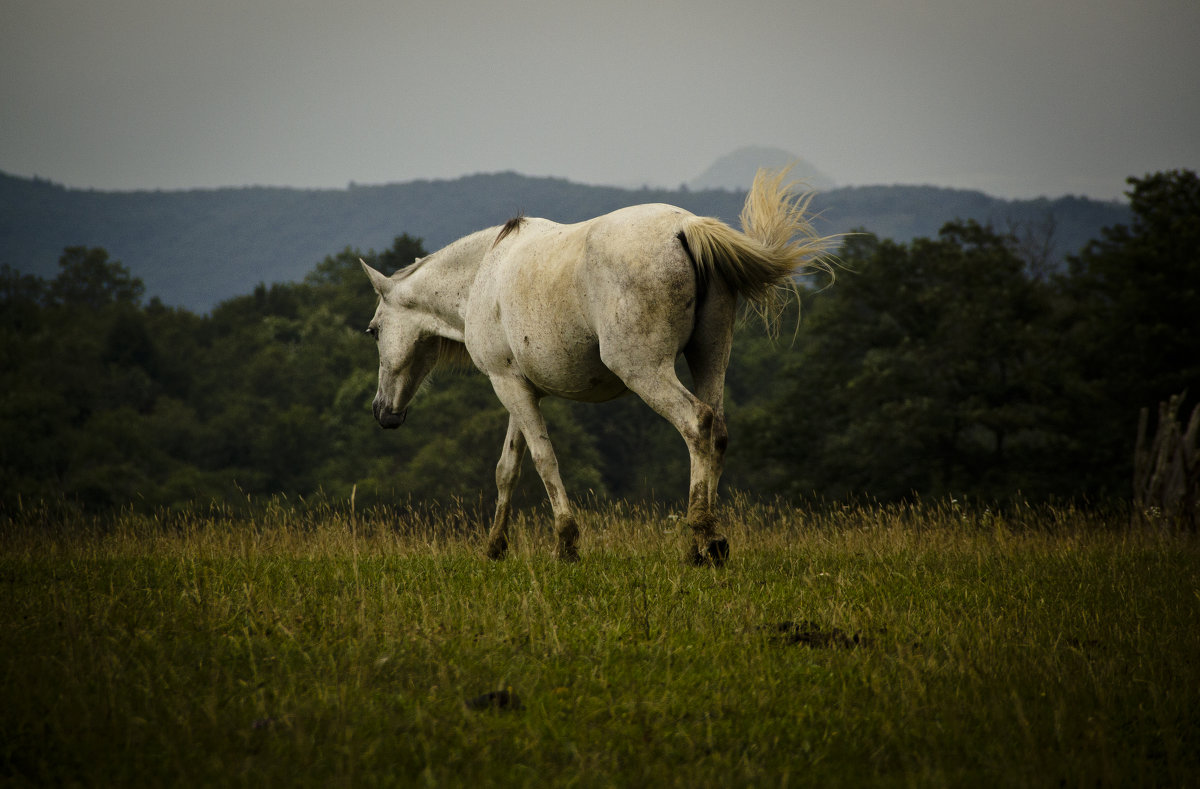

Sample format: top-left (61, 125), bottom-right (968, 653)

top-left (361, 260), bottom-right (442, 429)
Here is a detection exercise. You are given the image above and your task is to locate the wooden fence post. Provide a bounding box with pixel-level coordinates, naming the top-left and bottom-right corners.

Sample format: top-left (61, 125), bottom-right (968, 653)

top-left (1133, 392), bottom-right (1199, 531)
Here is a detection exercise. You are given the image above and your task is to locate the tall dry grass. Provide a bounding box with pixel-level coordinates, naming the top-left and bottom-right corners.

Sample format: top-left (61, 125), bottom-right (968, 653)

top-left (2, 496), bottom-right (1196, 786)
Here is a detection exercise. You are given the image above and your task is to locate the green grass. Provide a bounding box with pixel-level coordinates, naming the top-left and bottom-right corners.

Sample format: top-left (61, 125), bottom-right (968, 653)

top-left (2, 497), bottom-right (1198, 787)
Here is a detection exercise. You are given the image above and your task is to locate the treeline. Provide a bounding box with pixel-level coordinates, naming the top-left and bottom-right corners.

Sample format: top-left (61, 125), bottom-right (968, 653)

top-left (1, 169), bottom-right (1129, 313)
top-left (1, 171), bottom-right (1196, 514)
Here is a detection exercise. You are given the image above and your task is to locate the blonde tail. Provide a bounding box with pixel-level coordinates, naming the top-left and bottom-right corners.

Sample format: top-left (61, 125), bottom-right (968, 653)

top-left (679, 166), bottom-right (839, 333)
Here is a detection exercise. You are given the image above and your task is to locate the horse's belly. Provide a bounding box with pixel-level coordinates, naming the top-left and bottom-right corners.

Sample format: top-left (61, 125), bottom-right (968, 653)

top-left (516, 338), bottom-right (628, 402)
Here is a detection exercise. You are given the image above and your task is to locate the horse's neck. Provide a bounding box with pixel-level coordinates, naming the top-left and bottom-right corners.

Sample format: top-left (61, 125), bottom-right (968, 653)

top-left (407, 229), bottom-right (494, 340)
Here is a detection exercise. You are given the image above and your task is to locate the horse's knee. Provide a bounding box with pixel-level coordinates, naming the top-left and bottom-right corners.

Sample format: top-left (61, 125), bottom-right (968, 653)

top-left (496, 454), bottom-right (521, 490)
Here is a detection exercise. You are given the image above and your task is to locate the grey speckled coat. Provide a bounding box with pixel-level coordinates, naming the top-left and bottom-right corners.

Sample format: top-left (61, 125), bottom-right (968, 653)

top-left (362, 168), bottom-right (836, 564)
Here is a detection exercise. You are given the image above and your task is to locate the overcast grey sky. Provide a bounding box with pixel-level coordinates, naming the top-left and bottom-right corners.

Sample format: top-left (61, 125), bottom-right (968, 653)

top-left (3, 0), bottom-right (1197, 200)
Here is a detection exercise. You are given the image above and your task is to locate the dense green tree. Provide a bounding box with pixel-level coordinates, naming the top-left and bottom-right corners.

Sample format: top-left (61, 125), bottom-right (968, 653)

top-left (1062, 169), bottom-right (1200, 493)
top-left (2, 175), bottom-right (1190, 514)
top-left (2, 249), bottom-right (153, 506)
top-left (744, 221), bottom-right (1072, 501)
top-left (0, 264), bottom-right (46, 333)
top-left (48, 247), bottom-right (144, 308)
top-left (305, 234), bottom-right (427, 329)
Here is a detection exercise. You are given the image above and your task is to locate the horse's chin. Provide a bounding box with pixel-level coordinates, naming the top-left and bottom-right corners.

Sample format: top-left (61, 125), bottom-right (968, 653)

top-left (376, 406), bottom-right (409, 429)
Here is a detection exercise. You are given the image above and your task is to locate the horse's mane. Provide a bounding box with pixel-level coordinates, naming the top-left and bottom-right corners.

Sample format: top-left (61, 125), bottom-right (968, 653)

top-left (435, 337), bottom-right (474, 370)
top-left (493, 213), bottom-right (527, 248)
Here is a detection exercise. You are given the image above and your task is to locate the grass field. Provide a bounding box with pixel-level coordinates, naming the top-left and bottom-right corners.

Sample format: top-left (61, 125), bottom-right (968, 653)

top-left (2, 497), bottom-right (1198, 787)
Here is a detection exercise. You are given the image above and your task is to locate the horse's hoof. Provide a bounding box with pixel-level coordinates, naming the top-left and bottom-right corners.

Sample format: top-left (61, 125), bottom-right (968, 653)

top-left (685, 537), bottom-right (729, 567)
top-left (706, 537), bottom-right (730, 567)
top-left (554, 542), bottom-right (581, 563)
top-left (485, 538), bottom-right (508, 560)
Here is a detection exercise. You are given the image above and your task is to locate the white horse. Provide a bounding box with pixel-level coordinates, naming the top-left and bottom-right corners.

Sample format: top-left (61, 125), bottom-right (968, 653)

top-left (361, 168), bottom-right (835, 564)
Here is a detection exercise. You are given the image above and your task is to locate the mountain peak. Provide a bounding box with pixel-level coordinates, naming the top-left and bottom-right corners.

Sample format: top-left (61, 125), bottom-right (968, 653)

top-left (688, 146), bottom-right (836, 192)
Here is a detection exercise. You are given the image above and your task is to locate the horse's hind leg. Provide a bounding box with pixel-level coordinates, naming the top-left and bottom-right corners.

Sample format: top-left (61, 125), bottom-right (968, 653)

top-left (610, 360), bottom-right (729, 566)
top-left (684, 285), bottom-right (736, 511)
top-left (677, 285), bottom-right (736, 564)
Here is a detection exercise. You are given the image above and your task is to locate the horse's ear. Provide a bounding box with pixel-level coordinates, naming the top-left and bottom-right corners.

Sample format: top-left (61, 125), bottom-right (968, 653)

top-left (360, 259), bottom-right (394, 297)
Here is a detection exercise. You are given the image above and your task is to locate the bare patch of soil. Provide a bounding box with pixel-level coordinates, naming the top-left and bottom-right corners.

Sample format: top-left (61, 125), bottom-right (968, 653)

top-left (762, 620), bottom-right (874, 648)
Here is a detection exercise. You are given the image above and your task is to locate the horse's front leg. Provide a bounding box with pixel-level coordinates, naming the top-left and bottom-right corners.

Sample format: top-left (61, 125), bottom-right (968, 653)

top-left (486, 415), bottom-right (526, 559)
top-left (488, 377), bottom-right (580, 562)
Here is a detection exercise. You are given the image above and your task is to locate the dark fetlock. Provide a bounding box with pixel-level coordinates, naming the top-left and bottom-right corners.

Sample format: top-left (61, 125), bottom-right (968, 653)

top-left (684, 507), bottom-right (728, 567)
top-left (485, 534), bottom-right (508, 560)
top-left (706, 536), bottom-right (730, 566)
top-left (554, 515), bottom-right (581, 563)
top-left (685, 535), bottom-right (730, 567)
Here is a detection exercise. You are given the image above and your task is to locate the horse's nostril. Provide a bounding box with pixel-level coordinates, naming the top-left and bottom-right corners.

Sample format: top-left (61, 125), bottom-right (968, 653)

top-left (376, 405), bottom-right (409, 430)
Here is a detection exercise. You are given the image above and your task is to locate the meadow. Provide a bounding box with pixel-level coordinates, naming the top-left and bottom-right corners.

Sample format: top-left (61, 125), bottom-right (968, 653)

top-left (2, 496), bottom-right (1197, 787)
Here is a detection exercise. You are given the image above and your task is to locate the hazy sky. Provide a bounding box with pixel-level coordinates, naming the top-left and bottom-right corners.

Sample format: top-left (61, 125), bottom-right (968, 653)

top-left (3, 0), bottom-right (1198, 200)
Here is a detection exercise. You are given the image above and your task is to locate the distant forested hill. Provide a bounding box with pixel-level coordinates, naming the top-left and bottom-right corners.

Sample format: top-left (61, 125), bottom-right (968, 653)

top-left (1, 170), bottom-right (1129, 312)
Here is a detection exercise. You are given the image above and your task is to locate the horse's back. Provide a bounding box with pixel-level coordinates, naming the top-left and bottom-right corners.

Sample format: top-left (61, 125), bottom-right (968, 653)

top-left (494, 202), bottom-right (699, 311)
top-left (467, 203), bottom-right (704, 401)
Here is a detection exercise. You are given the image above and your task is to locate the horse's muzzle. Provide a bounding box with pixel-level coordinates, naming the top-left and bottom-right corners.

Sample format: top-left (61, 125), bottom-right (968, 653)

top-left (374, 402), bottom-right (409, 429)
